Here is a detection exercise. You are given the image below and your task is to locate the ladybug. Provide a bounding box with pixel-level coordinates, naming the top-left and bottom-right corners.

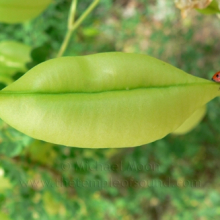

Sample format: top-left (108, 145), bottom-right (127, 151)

top-left (212, 71), bottom-right (220, 82)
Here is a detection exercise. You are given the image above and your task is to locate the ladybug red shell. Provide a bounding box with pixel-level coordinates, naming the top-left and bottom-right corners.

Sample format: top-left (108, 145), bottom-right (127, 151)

top-left (212, 71), bottom-right (220, 82)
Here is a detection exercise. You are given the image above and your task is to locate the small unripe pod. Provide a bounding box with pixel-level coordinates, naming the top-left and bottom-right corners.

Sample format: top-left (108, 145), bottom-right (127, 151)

top-left (0, 41), bottom-right (31, 85)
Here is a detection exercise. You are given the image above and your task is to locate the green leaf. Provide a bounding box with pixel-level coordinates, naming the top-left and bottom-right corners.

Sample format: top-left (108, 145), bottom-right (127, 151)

top-left (0, 167), bottom-right (12, 192)
top-left (0, 52), bottom-right (219, 148)
top-left (82, 27), bottom-right (100, 37)
top-left (0, 120), bottom-right (33, 157)
top-left (0, 0), bottom-right (52, 24)
top-left (0, 176), bottom-right (12, 192)
top-left (172, 105), bottom-right (206, 135)
top-left (0, 212), bottom-right (11, 220)
top-left (43, 192), bottom-right (66, 216)
top-left (197, 0), bottom-right (220, 14)
top-left (27, 43), bottom-right (52, 69)
top-left (25, 140), bottom-right (56, 166)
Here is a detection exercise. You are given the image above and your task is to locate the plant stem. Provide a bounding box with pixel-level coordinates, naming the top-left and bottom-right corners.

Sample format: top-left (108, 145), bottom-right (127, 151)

top-left (57, 30), bottom-right (73, 58)
top-left (68, 0), bottom-right (77, 29)
top-left (57, 0), bottom-right (100, 57)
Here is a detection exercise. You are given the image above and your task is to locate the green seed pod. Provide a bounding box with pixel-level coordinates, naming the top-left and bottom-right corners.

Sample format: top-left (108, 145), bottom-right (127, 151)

top-left (0, 41), bottom-right (31, 71)
top-left (172, 105), bottom-right (206, 135)
top-left (0, 41), bottom-right (31, 85)
top-left (0, 52), bottom-right (219, 148)
top-left (0, 0), bottom-right (51, 23)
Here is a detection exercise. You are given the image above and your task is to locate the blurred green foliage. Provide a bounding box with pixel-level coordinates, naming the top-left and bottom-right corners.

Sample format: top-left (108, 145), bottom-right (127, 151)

top-left (0, 0), bottom-right (220, 219)
top-left (197, 0), bottom-right (220, 15)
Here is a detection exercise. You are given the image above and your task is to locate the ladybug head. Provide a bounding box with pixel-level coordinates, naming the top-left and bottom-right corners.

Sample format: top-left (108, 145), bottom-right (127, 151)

top-left (212, 71), bottom-right (220, 82)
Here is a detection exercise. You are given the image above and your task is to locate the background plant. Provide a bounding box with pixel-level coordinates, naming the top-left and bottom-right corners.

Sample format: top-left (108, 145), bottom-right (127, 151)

top-left (0, 0), bottom-right (220, 219)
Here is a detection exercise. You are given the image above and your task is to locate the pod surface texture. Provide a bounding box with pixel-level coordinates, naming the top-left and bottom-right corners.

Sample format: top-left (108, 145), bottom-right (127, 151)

top-left (0, 52), bottom-right (219, 148)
